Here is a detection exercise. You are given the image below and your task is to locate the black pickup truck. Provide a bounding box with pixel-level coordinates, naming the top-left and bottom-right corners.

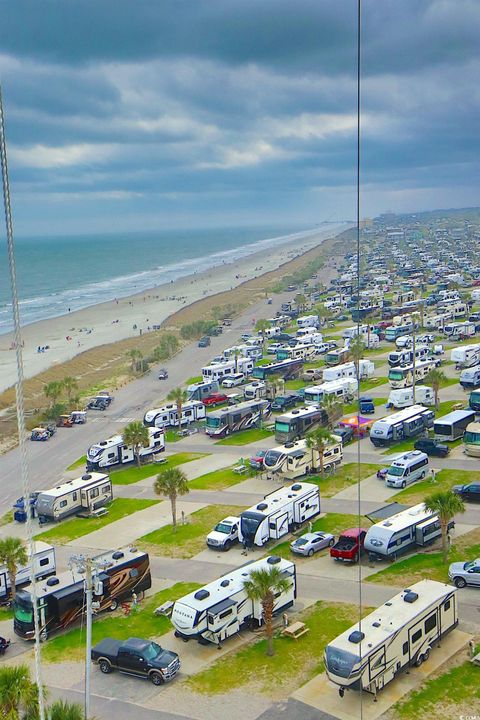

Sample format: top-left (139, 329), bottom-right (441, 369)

top-left (91, 637), bottom-right (180, 685)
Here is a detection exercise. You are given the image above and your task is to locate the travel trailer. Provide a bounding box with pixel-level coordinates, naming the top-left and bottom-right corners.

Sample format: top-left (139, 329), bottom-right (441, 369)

top-left (251, 358), bottom-right (303, 381)
top-left (463, 422), bottom-right (480, 457)
top-left (297, 315), bottom-right (319, 328)
top-left (0, 542), bottom-right (55, 601)
top-left (243, 381), bottom-right (267, 400)
top-left (443, 320), bottom-right (475, 339)
top-left (187, 380), bottom-right (220, 401)
top-left (143, 401), bottom-right (206, 428)
top-left (14, 548), bottom-right (151, 640)
top-left (202, 357), bottom-right (254, 382)
top-left (87, 428), bottom-right (165, 468)
top-left (385, 323), bottom-right (414, 342)
top-left (239, 483), bottom-right (320, 547)
top-left (433, 409), bottom-right (475, 442)
top-left (223, 344), bottom-right (262, 361)
top-left (275, 405), bottom-right (327, 443)
top-left (276, 343), bottom-right (317, 362)
top-left (388, 346), bottom-right (430, 368)
top-left (370, 405), bottom-right (435, 447)
top-left (386, 385), bottom-right (434, 409)
top-left (388, 359), bottom-right (438, 389)
top-left (325, 580), bottom-right (457, 697)
top-left (263, 438), bottom-right (343, 479)
top-left (364, 504), bottom-right (450, 560)
top-left (205, 399), bottom-right (270, 438)
top-left (460, 365), bottom-right (480, 389)
top-left (450, 344), bottom-right (480, 369)
top-left (171, 556), bottom-right (296, 646)
top-left (35, 473), bottom-right (113, 520)
top-left (304, 379), bottom-right (356, 405)
top-left (323, 359), bottom-right (374, 382)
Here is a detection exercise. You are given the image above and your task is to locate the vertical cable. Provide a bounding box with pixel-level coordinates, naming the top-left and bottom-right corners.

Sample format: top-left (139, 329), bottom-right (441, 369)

top-left (0, 85), bottom-right (46, 720)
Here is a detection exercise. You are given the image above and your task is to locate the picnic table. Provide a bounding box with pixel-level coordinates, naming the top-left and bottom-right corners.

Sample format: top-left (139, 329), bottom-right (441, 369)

top-left (233, 464), bottom-right (248, 474)
top-left (282, 621), bottom-right (309, 640)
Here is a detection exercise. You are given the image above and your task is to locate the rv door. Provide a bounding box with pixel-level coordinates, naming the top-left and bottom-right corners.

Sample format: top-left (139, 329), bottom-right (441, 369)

top-left (271, 512), bottom-right (290, 539)
top-left (0, 571), bottom-right (7, 599)
top-left (206, 599), bottom-right (240, 641)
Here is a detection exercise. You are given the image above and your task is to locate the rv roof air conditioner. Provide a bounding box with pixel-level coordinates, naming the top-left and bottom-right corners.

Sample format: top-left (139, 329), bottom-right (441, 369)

top-left (256, 503), bottom-right (268, 511)
top-left (291, 484), bottom-right (302, 491)
top-left (372, 622), bottom-right (381, 628)
top-left (129, 547), bottom-right (137, 553)
top-left (194, 589), bottom-right (210, 601)
top-left (404, 591), bottom-right (419, 603)
top-left (220, 580), bottom-right (230, 587)
top-left (267, 556), bottom-right (281, 565)
top-left (285, 442), bottom-right (295, 448)
top-left (46, 577), bottom-right (60, 586)
top-left (348, 630), bottom-right (365, 644)
top-left (82, 474), bottom-right (92, 481)
top-left (99, 441), bottom-right (108, 447)
top-left (112, 551), bottom-right (124, 560)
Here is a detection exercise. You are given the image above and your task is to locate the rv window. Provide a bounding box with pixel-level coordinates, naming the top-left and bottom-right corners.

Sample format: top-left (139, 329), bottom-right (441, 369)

top-left (400, 534), bottom-right (410, 542)
top-left (372, 650), bottom-right (385, 670)
top-left (60, 500), bottom-right (67, 508)
top-left (73, 492), bottom-right (78, 501)
top-left (444, 600), bottom-right (451, 611)
top-left (269, 522), bottom-right (276, 530)
top-left (129, 568), bottom-right (139, 578)
top-left (90, 487), bottom-right (99, 498)
top-left (412, 629), bottom-right (422, 644)
top-left (102, 485), bottom-right (110, 494)
top-left (402, 642), bottom-right (408, 655)
top-left (39, 558), bottom-right (50, 567)
top-left (108, 453), bottom-right (115, 459)
top-left (219, 609), bottom-right (233, 619)
top-left (208, 615), bottom-right (214, 625)
top-left (425, 615), bottom-right (437, 633)
top-left (233, 415), bottom-right (241, 423)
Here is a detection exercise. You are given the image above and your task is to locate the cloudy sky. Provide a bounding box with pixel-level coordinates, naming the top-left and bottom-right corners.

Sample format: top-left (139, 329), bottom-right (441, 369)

top-left (0, 0), bottom-right (478, 235)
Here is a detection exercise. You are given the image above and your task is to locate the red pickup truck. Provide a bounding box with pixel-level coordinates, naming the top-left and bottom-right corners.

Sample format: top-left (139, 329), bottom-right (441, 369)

top-left (329, 528), bottom-right (367, 564)
top-left (203, 393), bottom-right (229, 407)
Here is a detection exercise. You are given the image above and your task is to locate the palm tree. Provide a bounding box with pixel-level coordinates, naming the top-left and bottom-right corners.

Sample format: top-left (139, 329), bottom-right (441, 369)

top-left (122, 421), bottom-right (150, 467)
top-left (306, 426), bottom-right (335, 476)
top-left (62, 376), bottom-right (78, 405)
top-left (424, 368), bottom-right (447, 408)
top-left (232, 348), bottom-right (242, 374)
top-left (294, 293), bottom-right (307, 313)
top-left (48, 698), bottom-right (86, 720)
top-left (424, 491), bottom-right (465, 563)
top-left (255, 319), bottom-right (270, 347)
top-left (167, 387), bottom-right (188, 428)
top-left (153, 467), bottom-right (189, 529)
top-left (347, 335), bottom-right (366, 377)
top-left (322, 393), bottom-right (343, 429)
top-left (243, 566), bottom-right (291, 656)
top-left (43, 380), bottom-right (63, 407)
top-left (0, 664), bottom-right (39, 719)
top-left (126, 348), bottom-right (142, 373)
top-left (0, 537), bottom-right (28, 600)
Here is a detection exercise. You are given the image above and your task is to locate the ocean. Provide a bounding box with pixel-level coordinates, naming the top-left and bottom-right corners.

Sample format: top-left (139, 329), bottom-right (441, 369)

top-left (0, 224), bottom-right (321, 334)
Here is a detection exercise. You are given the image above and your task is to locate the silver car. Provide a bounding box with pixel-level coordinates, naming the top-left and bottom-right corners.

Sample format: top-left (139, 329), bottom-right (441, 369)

top-left (448, 558), bottom-right (480, 588)
top-left (290, 531), bottom-right (335, 557)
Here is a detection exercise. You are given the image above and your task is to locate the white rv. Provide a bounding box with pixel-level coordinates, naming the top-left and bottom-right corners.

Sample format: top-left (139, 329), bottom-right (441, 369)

top-left (187, 380), bottom-right (220, 401)
top-left (223, 344), bottom-right (262, 361)
top-left (296, 332), bottom-right (324, 346)
top-left (88, 428), bottom-right (164, 469)
top-left (263, 438), bottom-right (343, 479)
top-left (460, 365), bottom-right (480, 389)
top-left (443, 320), bottom-right (475, 338)
top-left (424, 313), bottom-right (451, 331)
top-left (243, 381), bottom-right (267, 400)
top-left (387, 359), bottom-right (438, 388)
top-left (171, 556), bottom-right (296, 646)
top-left (143, 401), bottom-right (206, 428)
top-left (388, 346), bottom-right (430, 368)
top-left (297, 315), bottom-right (319, 328)
top-left (325, 580), bottom-right (458, 697)
top-left (364, 504), bottom-right (447, 560)
top-left (386, 385), bottom-right (434, 409)
top-left (35, 472), bottom-right (113, 520)
top-left (276, 344), bottom-right (317, 362)
top-left (0, 542), bottom-right (56, 600)
top-left (202, 357), bottom-right (254, 382)
top-left (304, 378), bottom-right (357, 405)
top-left (450, 344), bottom-right (480, 369)
top-left (239, 482), bottom-right (320, 547)
top-left (323, 360), bottom-right (374, 382)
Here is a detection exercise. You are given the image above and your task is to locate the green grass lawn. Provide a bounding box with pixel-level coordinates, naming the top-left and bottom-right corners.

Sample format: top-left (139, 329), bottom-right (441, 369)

top-left (0, 510), bottom-right (13, 527)
top-left (164, 429), bottom-right (181, 443)
top-left (367, 527), bottom-right (480, 587)
top-left (110, 453), bottom-right (208, 485)
top-left (215, 427), bottom-right (273, 446)
top-left (42, 582), bottom-right (199, 664)
top-left (66, 455), bottom-right (87, 471)
top-left (284, 378), bottom-right (306, 391)
top-left (387, 468), bottom-right (480, 505)
top-left (436, 399), bottom-right (467, 415)
top-left (189, 466), bottom-right (257, 490)
top-left (308, 463), bottom-right (382, 498)
top-left (137, 504), bottom-right (244, 559)
top-left (359, 376), bottom-right (388, 391)
top-left (271, 512), bottom-right (370, 559)
top-left (438, 376), bottom-right (461, 389)
top-left (35, 498), bottom-right (159, 544)
top-left (186, 601), bottom-right (367, 696)
top-left (186, 375), bottom-right (202, 384)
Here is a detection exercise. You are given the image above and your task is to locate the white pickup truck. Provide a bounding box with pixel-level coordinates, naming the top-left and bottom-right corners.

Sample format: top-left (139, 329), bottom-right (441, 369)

top-left (206, 516), bottom-right (240, 551)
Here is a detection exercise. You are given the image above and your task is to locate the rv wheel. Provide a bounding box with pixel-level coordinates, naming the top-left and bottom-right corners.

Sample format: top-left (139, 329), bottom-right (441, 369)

top-left (415, 654), bottom-right (424, 667)
top-left (109, 599), bottom-right (119, 611)
top-left (420, 471), bottom-right (426, 479)
top-left (422, 648), bottom-right (430, 662)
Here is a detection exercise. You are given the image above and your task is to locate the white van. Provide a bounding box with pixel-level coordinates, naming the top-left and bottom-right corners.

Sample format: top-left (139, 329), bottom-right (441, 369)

top-left (385, 450), bottom-right (429, 489)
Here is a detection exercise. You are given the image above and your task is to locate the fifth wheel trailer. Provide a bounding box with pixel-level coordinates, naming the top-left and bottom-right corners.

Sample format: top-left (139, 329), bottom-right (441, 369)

top-left (87, 428), bottom-right (165, 468)
top-left (0, 542), bottom-right (55, 601)
top-left (325, 580), bottom-right (457, 697)
top-left (263, 438), bottom-right (343, 479)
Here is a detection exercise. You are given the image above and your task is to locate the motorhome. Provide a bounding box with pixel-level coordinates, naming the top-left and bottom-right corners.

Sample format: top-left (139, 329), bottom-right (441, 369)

top-left (297, 315), bottom-right (319, 329)
top-left (463, 422), bottom-right (480, 457)
top-left (386, 385), bottom-right (434, 409)
top-left (450, 344), bottom-right (480, 369)
top-left (205, 399), bottom-right (270, 438)
top-left (0, 542), bottom-right (55, 601)
top-left (276, 343), bottom-right (317, 362)
top-left (364, 504), bottom-right (449, 560)
top-left (324, 580), bottom-right (457, 697)
top-left (370, 405), bottom-right (435, 447)
top-left (439, 302), bottom-right (467, 319)
top-left (223, 344), bottom-right (263, 361)
top-left (424, 313), bottom-right (451, 331)
top-left (171, 556), bottom-right (296, 646)
top-left (471, 289), bottom-right (480, 303)
top-left (388, 346), bottom-right (430, 368)
top-left (460, 365), bottom-right (480, 389)
top-left (251, 358), bottom-right (303, 381)
top-left (275, 406), bottom-right (327, 443)
top-left (202, 357), bottom-right (254, 382)
top-left (385, 323), bottom-right (414, 342)
top-left (325, 347), bottom-right (350, 366)
top-left (296, 332), bottom-right (324, 347)
top-left (243, 381), bottom-right (267, 400)
top-left (433, 409), bottom-right (475, 442)
top-left (187, 380), bottom-right (220, 401)
top-left (35, 472), bottom-right (113, 520)
top-left (384, 451), bottom-right (429, 489)
top-left (388, 359), bottom-right (438, 389)
top-left (342, 325), bottom-right (371, 340)
top-left (239, 483), bottom-right (320, 546)
top-left (14, 547), bottom-right (151, 641)
top-left (323, 359), bottom-right (374, 382)
top-left (263, 438), bottom-right (343, 479)
top-left (304, 379), bottom-right (357, 405)
top-left (443, 320), bottom-right (475, 339)
top-left (143, 401), bottom-right (206, 428)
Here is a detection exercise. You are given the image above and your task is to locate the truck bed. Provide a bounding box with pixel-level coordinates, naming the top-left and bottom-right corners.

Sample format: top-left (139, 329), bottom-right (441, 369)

top-left (331, 538), bottom-right (356, 552)
top-left (91, 638), bottom-right (122, 661)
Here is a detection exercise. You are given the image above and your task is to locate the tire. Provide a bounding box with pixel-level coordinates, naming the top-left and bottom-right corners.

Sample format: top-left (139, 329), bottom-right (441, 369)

top-left (109, 599), bottom-right (119, 611)
top-left (352, 553), bottom-right (359, 564)
top-left (415, 654), bottom-right (424, 667)
top-left (307, 549), bottom-right (314, 557)
top-left (420, 471), bottom-right (426, 479)
top-left (99, 660), bottom-right (112, 674)
top-left (454, 577), bottom-right (467, 588)
top-left (329, 539), bottom-right (335, 547)
top-left (224, 541), bottom-right (231, 552)
top-left (150, 671), bottom-right (164, 686)
top-left (422, 648), bottom-right (430, 662)
top-left (401, 481), bottom-right (406, 489)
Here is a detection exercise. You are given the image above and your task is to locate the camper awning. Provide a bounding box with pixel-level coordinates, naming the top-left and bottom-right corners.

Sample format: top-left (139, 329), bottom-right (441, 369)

top-left (51, 581), bottom-right (84, 601)
top-left (365, 502), bottom-right (409, 524)
top-left (208, 597), bottom-right (237, 616)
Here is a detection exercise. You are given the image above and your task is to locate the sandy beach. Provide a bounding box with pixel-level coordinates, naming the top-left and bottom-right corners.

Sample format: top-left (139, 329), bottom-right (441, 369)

top-left (0, 224), bottom-right (349, 392)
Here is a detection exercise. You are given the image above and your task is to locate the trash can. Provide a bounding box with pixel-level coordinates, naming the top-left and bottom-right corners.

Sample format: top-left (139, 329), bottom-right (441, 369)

top-left (14, 510), bottom-right (27, 523)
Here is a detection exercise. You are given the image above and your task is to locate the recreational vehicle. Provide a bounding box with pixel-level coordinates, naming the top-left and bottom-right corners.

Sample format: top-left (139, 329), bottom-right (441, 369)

top-left (385, 323), bottom-right (414, 342)
top-left (202, 357), bottom-right (254, 382)
top-left (433, 409), bottom-right (475, 442)
top-left (388, 346), bottom-right (430, 368)
top-left (0, 542), bottom-right (55, 601)
top-left (323, 359), bottom-right (374, 382)
top-left (296, 326), bottom-right (316, 338)
top-left (443, 320), bottom-right (475, 339)
top-left (187, 380), bottom-right (220, 401)
top-left (223, 344), bottom-right (262, 361)
top-left (14, 547), bottom-right (152, 640)
top-left (424, 313), bottom-right (452, 331)
top-left (171, 556), bottom-right (296, 646)
top-left (296, 332), bottom-right (324, 346)
top-left (275, 406), bottom-right (327, 443)
top-left (243, 381), bottom-right (267, 401)
top-left (251, 358), bottom-right (303, 381)
top-left (364, 504), bottom-right (450, 560)
top-left (276, 344), bottom-right (317, 362)
top-left (460, 365), bottom-right (480, 389)
top-left (143, 401), bottom-right (206, 428)
top-left (384, 451), bottom-right (429, 489)
top-left (325, 347), bottom-right (350, 366)
top-left (451, 344), bottom-right (480, 369)
top-left (463, 422), bottom-right (480, 457)
top-left (35, 473), bottom-right (113, 520)
top-left (205, 399), bottom-right (270, 438)
top-left (325, 580), bottom-right (457, 697)
top-left (297, 315), bottom-right (319, 328)
top-left (370, 405), bottom-right (435, 447)
top-left (342, 325), bottom-right (370, 340)
top-left (239, 483), bottom-right (320, 547)
top-left (386, 385), bottom-right (434, 409)
top-left (388, 359), bottom-right (438, 389)
top-left (87, 428), bottom-right (165, 469)
top-left (304, 379), bottom-right (356, 405)
top-left (263, 438), bottom-right (343, 479)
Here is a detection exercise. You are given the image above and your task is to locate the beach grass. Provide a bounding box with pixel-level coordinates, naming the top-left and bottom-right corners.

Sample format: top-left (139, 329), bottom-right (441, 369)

top-left (109, 453), bottom-right (208, 484)
top-left (137, 505), bottom-right (244, 558)
top-left (215, 428), bottom-right (273, 446)
top-left (35, 498), bottom-right (159, 544)
top-left (42, 582), bottom-right (199, 664)
top-left (189, 466), bottom-right (257, 490)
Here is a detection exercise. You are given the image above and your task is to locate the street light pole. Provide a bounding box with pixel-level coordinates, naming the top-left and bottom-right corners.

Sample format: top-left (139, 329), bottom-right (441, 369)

top-left (85, 557), bottom-right (92, 720)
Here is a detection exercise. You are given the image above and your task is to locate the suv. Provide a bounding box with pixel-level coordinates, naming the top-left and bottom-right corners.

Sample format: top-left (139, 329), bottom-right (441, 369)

top-left (333, 425), bottom-right (354, 444)
top-left (452, 482), bottom-right (480, 502)
top-left (414, 438), bottom-right (450, 458)
top-left (222, 373), bottom-right (245, 388)
top-left (198, 336), bottom-right (211, 347)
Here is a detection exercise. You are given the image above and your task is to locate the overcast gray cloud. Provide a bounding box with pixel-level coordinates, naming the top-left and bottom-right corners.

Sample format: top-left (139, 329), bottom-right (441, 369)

top-left (0, 0), bottom-right (478, 235)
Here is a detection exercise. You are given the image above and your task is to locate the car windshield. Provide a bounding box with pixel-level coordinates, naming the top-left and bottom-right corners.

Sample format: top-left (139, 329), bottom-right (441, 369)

top-left (387, 465), bottom-right (405, 477)
top-left (143, 641), bottom-right (162, 660)
top-left (240, 513), bottom-right (264, 541)
top-left (464, 561), bottom-right (477, 571)
top-left (214, 523), bottom-right (232, 534)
